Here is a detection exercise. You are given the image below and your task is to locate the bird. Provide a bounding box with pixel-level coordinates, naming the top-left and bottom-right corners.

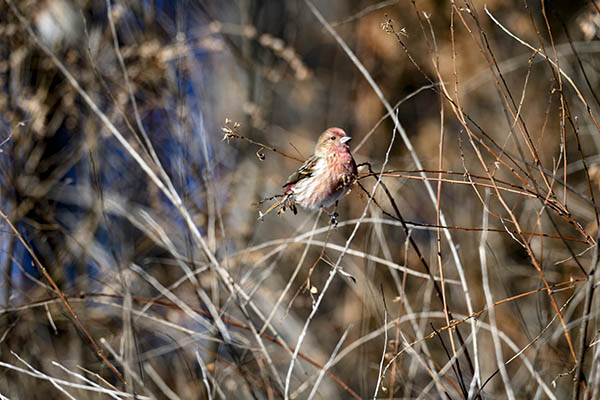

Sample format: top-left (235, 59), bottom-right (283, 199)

top-left (283, 127), bottom-right (358, 210)
top-left (258, 128), bottom-right (358, 222)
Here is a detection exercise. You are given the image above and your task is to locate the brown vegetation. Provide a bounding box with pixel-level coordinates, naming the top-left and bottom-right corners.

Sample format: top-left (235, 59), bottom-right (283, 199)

top-left (1, 0), bottom-right (600, 398)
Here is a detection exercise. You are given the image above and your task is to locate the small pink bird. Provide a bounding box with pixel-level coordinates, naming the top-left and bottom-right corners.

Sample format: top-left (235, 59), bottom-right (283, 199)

top-left (279, 127), bottom-right (358, 216)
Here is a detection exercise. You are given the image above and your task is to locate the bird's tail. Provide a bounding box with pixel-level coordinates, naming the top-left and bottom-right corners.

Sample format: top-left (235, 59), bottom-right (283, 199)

top-left (258, 193), bottom-right (296, 221)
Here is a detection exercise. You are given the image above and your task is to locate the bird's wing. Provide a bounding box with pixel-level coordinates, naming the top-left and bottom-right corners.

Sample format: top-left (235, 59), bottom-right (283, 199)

top-left (283, 155), bottom-right (319, 187)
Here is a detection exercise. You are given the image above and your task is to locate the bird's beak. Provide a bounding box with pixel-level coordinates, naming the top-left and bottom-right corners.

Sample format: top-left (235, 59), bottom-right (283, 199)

top-left (340, 136), bottom-right (352, 144)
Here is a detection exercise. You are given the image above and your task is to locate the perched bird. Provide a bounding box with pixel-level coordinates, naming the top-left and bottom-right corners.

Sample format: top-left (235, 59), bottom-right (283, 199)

top-left (281, 127), bottom-right (358, 214)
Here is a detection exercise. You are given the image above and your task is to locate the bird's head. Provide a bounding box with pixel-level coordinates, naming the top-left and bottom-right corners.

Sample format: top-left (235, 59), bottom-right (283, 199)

top-left (314, 127), bottom-right (352, 157)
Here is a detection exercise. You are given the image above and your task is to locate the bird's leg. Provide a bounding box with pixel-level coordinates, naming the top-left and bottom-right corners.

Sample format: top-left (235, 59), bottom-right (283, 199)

top-left (321, 202), bottom-right (339, 227)
top-left (332, 201), bottom-right (339, 226)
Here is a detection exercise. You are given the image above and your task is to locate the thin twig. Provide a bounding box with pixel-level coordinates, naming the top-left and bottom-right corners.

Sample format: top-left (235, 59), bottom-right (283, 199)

top-left (573, 232), bottom-right (600, 399)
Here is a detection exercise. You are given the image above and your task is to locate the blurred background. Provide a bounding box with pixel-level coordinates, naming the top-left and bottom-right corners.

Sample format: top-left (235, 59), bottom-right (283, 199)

top-left (1, 0), bottom-right (600, 398)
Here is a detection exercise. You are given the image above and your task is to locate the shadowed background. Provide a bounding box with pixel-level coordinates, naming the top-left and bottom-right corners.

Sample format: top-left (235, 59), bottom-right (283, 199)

top-left (1, 0), bottom-right (600, 398)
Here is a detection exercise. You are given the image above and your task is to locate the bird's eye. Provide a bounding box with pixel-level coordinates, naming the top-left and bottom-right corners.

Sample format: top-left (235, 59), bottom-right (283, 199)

top-left (330, 136), bottom-right (337, 141)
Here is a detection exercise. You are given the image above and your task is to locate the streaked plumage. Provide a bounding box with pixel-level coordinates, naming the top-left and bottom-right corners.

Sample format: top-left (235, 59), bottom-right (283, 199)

top-left (283, 127), bottom-right (357, 211)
